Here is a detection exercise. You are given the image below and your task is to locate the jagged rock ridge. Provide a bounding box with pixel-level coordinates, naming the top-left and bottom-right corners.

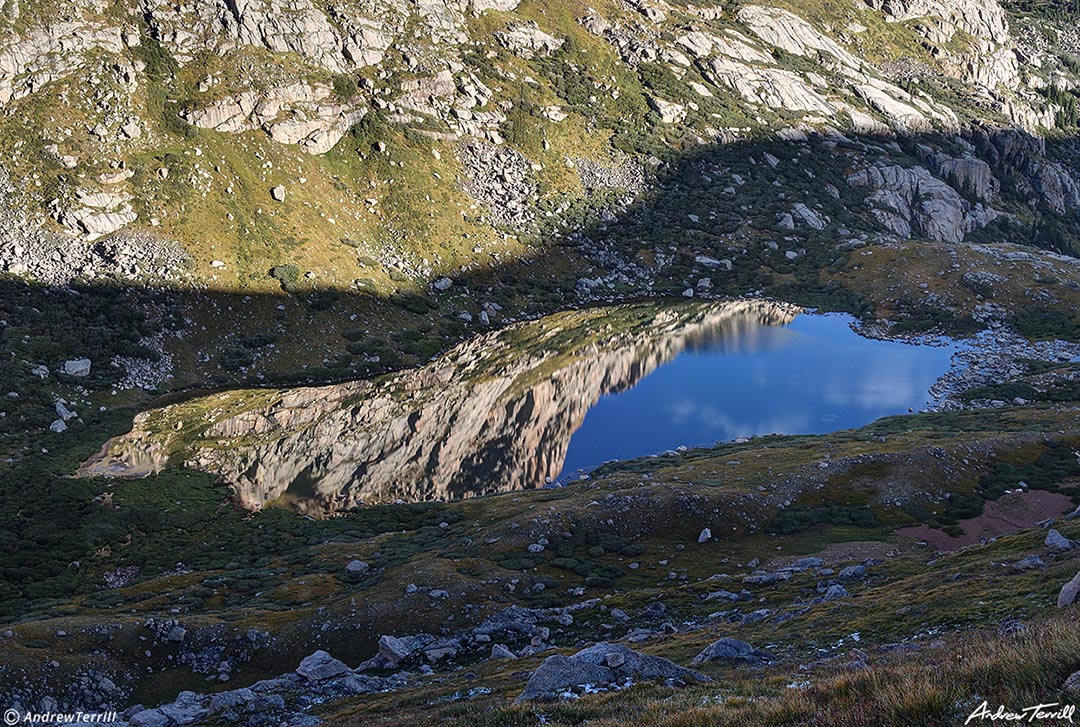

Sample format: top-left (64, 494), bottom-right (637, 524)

top-left (82, 299), bottom-right (799, 512)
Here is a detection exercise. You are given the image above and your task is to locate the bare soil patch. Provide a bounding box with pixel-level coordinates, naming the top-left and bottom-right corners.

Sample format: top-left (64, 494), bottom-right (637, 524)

top-left (895, 490), bottom-right (1073, 552)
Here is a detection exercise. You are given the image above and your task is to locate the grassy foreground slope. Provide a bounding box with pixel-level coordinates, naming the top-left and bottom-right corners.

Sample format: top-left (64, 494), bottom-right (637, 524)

top-left (4, 401), bottom-right (1080, 718)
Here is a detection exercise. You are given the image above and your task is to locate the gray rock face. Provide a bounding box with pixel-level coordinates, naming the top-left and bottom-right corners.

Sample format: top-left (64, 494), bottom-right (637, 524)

top-left (295, 651), bottom-right (351, 682)
top-left (698, 58), bottom-right (835, 114)
top-left (473, 0), bottom-right (520, 10)
top-left (862, 0), bottom-right (1017, 88)
top-left (822, 584), bottom-right (849, 601)
top-left (1014, 554), bottom-right (1045, 570)
top-left (141, 0), bottom-right (393, 73)
top-left (846, 164), bottom-right (998, 242)
top-left (1045, 529), bottom-right (1076, 551)
top-left (691, 637), bottom-right (771, 666)
top-left (489, 643), bottom-right (517, 660)
top-left (515, 643), bottom-right (707, 702)
top-left (927, 153), bottom-right (998, 203)
top-left (181, 82), bottom-right (367, 155)
top-left (0, 21), bottom-right (124, 107)
top-left (345, 560), bottom-right (369, 575)
top-left (1058, 571), bottom-right (1080, 607)
top-left (973, 129), bottom-right (1080, 214)
top-left (62, 359), bottom-right (91, 377)
top-left (839, 565), bottom-right (866, 579)
top-left (493, 23), bottom-right (565, 58)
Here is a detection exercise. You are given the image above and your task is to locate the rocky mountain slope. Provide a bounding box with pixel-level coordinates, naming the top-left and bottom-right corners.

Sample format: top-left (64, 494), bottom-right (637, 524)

top-left (5, 0), bottom-right (1080, 723)
top-left (2, 0), bottom-right (1079, 286)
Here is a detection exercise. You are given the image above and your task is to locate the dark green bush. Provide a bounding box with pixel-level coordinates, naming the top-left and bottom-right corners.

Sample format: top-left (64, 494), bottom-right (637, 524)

top-left (270, 264), bottom-right (301, 293)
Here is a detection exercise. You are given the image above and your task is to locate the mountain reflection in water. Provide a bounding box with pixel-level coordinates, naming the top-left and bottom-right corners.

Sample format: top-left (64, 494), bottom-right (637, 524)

top-left (81, 299), bottom-right (954, 515)
top-left (560, 313), bottom-right (957, 476)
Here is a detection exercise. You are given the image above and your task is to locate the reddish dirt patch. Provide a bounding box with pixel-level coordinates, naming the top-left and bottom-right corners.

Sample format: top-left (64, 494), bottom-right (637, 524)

top-left (895, 490), bottom-right (1074, 552)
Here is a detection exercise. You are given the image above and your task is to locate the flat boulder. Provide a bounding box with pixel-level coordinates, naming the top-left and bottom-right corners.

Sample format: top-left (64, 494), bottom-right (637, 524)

top-left (1014, 555), bottom-right (1045, 571)
top-left (788, 557), bottom-right (824, 571)
top-left (62, 358), bottom-right (91, 377)
top-left (296, 650), bottom-right (351, 682)
top-left (515, 643), bottom-right (707, 702)
top-left (822, 584), bottom-right (849, 601)
top-left (514, 654), bottom-right (614, 703)
top-left (692, 637), bottom-right (772, 666)
top-left (839, 565), bottom-right (866, 579)
top-left (572, 643), bottom-right (708, 683)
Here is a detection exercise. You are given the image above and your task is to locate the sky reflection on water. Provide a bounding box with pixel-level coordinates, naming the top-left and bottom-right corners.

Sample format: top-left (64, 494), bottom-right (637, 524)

top-left (560, 313), bottom-right (956, 478)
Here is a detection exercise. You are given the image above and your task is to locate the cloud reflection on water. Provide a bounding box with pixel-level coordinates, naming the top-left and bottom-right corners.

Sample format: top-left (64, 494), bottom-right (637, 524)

top-left (559, 314), bottom-right (955, 476)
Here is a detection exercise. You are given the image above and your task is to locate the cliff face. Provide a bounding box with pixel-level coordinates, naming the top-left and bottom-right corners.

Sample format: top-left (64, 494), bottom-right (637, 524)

top-left (84, 299), bottom-right (799, 513)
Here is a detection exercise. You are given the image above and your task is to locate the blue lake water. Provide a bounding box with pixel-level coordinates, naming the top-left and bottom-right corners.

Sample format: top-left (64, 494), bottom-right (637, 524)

top-left (558, 313), bottom-right (957, 479)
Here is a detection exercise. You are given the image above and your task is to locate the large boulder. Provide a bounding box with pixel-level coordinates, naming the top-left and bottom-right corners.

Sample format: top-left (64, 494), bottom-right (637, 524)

top-left (514, 654), bottom-right (614, 703)
top-left (62, 358), bottom-right (91, 377)
top-left (1046, 529), bottom-right (1076, 552)
top-left (572, 643), bottom-right (708, 683)
top-left (1058, 571), bottom-right (1080, 607)
top-left (692, 637), bottom-right (772, 666)
top-left (515, 643), bottom-right (707, 702)
top-left (377, 635), bottom-right (415, 667)
top-left (344, 559), bottom-right (370, 575)
top-left (846, 164), bottom-right (997, 242)
top-left (296, 650), bottom-right (351, 682)
top-left (1014, 555), bottom-right (1045, 571)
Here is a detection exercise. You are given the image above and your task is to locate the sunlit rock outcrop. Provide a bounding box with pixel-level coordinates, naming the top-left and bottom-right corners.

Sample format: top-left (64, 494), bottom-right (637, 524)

top-left (82, 300), bottom-right (799, 514)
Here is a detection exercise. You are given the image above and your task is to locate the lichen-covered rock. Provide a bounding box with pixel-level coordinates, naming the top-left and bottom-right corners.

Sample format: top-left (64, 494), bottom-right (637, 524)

top-left (295, 651), bottom-right (351, 682)
top-left (692, 637), bottom-right (772, 666)
top-left (515, 643), bottom-right (707, 702)
top-left (493, 23), bottom-right (565, 58)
